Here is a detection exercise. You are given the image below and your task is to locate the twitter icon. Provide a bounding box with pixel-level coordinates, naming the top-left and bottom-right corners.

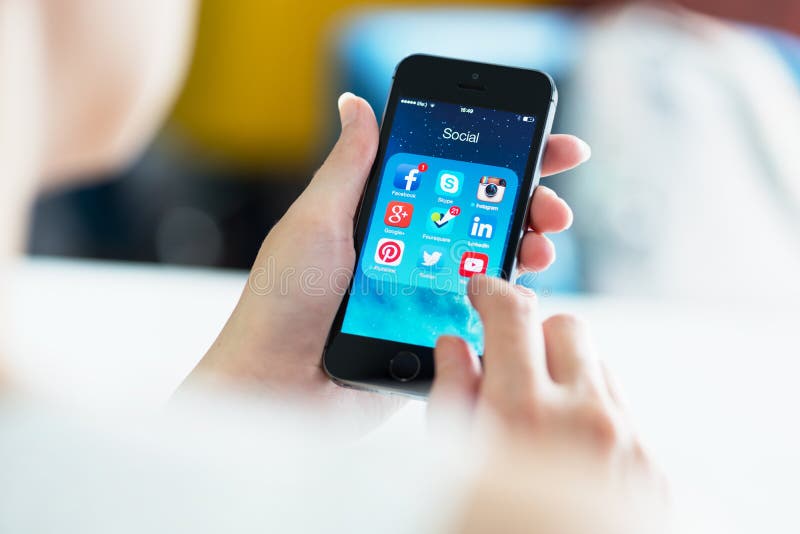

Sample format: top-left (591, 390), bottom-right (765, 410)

top-left (418, 245), bottom-right (446, 270)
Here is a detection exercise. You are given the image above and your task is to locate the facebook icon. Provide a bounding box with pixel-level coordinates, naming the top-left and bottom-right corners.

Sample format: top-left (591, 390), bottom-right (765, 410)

top-left (393, 163), bottom-right (424, 191)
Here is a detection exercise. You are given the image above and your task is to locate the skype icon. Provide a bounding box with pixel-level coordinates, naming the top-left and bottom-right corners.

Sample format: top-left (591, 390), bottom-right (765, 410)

top-left (436, 170), bottom-right (464, 197)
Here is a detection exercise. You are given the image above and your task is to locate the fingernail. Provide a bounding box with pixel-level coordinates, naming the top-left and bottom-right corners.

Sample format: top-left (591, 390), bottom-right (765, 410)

top-left (562, 200), bottom-right (574, 229)
top-left (536, 185), bottom-right (557, 198)
top-left (576, 138), bottom-right (592, 162)
top-left (338, 92), bottom-right (358, 129)
top-left (435, 335), bottom-right (458, 358)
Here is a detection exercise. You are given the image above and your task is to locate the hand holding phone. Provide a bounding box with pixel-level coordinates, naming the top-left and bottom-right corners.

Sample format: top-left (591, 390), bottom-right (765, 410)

top-left (325, 55), bottom-right (576, 397)
top-left (186, 64), bottom-right (588, 426)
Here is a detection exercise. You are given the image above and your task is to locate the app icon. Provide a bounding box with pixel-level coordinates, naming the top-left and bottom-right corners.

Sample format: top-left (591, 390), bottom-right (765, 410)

top-left (459, 252), bottom-right (489, 277)
top-left (426, 206), bottom-right (461, 234)
top-left (418, 245), bottom-right (446, 269)
top-left (468, 213), bottom-right (497, 240)
top-left (374, 238), bottom-right (405, 266)
top-left (394, 163), bottom-right (427, 191)
top-left (436, 170), bottom-right (464, 197)
top-left (476, 176), bottom-right (506, 203)
top-left (384, 201), bottom-right (414, 228)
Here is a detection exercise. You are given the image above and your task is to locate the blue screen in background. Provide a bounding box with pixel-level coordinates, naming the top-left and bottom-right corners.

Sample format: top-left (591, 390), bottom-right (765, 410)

top-left (341, 97), bottom-right (536, 353)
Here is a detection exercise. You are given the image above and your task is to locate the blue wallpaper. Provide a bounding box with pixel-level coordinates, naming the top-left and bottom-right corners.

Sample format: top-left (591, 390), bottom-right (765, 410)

top-left (342, 97), bottom-right (536, 353)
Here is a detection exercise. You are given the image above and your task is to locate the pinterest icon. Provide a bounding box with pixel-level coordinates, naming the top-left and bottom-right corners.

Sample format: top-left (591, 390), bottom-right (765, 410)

top-left (374, 238), bottom-right (405, 266)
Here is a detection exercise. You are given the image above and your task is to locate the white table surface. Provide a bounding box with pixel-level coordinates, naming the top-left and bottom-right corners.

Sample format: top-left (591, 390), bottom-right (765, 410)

top-left (5, 258), bottom-right (800, 532)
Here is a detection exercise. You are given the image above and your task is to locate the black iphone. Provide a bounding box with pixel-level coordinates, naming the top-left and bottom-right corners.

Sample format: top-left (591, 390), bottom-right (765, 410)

top-left (324, 54), bottom-right (557, 397)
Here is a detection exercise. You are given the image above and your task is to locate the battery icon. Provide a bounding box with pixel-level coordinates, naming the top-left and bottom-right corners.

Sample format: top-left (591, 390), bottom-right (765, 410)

top-left (522, 116), bottom-right (535, 123)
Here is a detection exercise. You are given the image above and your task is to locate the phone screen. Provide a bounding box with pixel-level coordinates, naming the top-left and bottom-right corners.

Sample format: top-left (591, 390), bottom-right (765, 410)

top-left (340, 97), bottom-right (537, 353)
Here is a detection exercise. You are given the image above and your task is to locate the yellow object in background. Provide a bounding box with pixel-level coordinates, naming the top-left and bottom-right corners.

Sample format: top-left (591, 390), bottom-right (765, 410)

top-left (170, 0), bottom-right (542, 170)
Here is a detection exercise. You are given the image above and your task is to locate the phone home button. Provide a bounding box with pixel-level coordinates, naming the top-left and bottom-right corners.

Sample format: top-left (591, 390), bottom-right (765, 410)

top-left (388, 351), bottom-right (420, 382)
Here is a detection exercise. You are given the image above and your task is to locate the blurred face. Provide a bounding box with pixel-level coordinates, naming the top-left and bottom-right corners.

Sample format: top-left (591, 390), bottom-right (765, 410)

top-left (0, 0), bottom-right (196, 261)
top-left (0, 0), bottom-right (196, 373)
top-left (37, 0), bottom-right (197, 187)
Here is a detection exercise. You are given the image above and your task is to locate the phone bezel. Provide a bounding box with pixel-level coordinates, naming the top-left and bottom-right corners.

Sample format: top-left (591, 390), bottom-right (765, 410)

top-left (323, 54), bottom-right (557, 398)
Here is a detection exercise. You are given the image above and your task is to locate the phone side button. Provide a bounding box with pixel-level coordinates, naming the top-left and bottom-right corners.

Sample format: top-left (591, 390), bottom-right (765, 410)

top-left (388, 351), bottom-right (421, 382)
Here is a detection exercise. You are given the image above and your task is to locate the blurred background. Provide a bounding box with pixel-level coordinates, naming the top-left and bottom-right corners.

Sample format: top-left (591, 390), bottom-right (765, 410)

top-left (28, 0), bottom-right (800, 297)
top-left (7, 2), bottom-right (800, 531)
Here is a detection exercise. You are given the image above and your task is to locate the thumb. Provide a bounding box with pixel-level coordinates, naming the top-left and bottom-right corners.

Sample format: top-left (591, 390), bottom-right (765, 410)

top-left (303, 92), bottom-right (379, 219)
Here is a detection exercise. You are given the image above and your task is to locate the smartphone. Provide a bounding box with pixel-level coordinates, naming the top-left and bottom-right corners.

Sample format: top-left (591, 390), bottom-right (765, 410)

top-left (324, 54), bottom-right (557, 397)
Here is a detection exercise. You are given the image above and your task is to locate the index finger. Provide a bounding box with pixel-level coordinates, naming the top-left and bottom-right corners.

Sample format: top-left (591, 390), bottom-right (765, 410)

top-left (468, 276), bottom-right (549, 411)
